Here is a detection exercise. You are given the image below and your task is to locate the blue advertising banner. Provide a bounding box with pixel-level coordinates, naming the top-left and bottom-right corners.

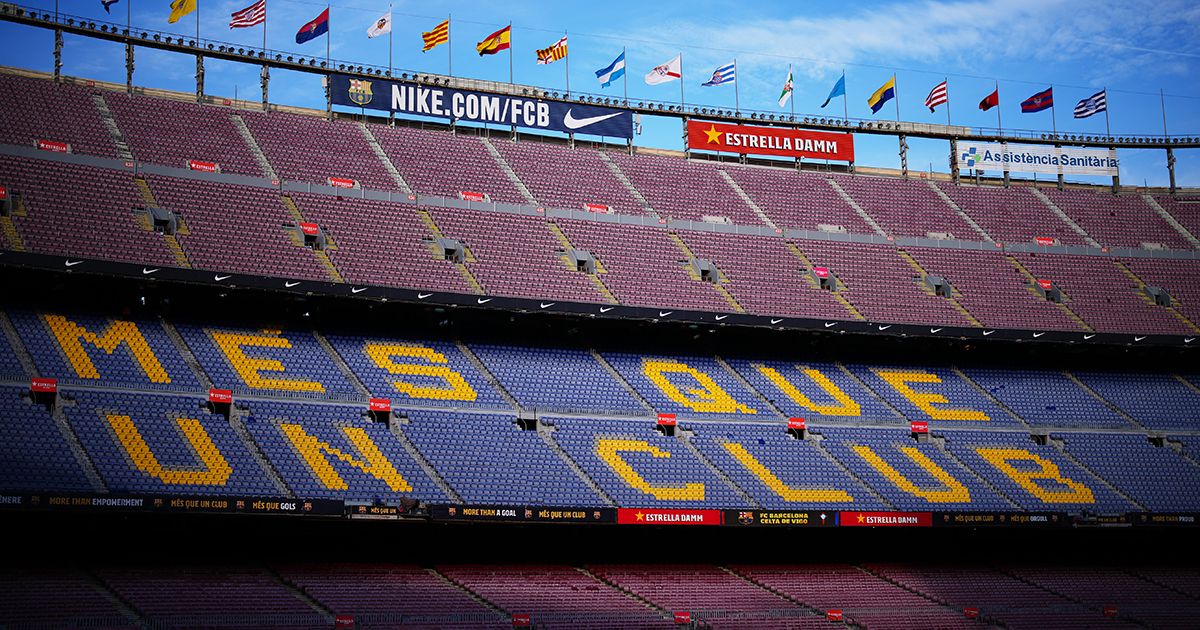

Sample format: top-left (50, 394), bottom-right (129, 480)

top-left (330, 74), bottom-right (633, 139)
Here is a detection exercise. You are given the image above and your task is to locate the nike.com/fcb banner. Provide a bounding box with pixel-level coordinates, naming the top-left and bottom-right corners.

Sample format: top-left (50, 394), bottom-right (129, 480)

top-left (687, 120), bottom-right (854, 162)
top-left (958, 141), bottom-right (1118, 177)
top-left (329, 74), bottom-right (633, 139)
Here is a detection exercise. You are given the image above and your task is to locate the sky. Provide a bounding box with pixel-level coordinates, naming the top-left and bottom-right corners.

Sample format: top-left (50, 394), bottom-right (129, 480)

top-left (1, 0), bottom-right (1199, 187)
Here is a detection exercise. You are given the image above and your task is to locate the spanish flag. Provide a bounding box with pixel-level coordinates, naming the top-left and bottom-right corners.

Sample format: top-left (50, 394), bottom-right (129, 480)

top-left (476, 25), bottom-right (511, 56)
top-left (867, 75), bottom-right (896, 114)
top-left (422, 19), bottom-right (450, 52)
top-left (167, 0), bottom-right (196, 24)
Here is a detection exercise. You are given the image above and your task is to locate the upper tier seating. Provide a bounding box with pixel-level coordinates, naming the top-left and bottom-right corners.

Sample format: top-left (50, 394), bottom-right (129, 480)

top-left (373, 125), bottom-right (526, 204)
top-left (835, 174), bottom-right (978, 238)
top-left (609, 152), bottom-right (765, 225)
top-left (1042, 187), bottom-right (1192, 249)
top-left (935, 182), bottom-right (1086, 246)
top-left (722, 165), bottom-right (874, 233)
top-left (240, 109), bottom-right (396, 190)
top-left (104, 93), bottom-right (263, 176)
top-left (491, 139), bottom-right (648, 214)
top-left (0, 73), bottom-right (117, 157)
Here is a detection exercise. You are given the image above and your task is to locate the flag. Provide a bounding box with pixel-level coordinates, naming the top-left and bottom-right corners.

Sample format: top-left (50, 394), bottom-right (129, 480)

top-left (867, 75), bottom-right (896, 114)
top-left (596, 51), bottom-right (626, 88)
top-left (422, 19), bottom-right (450, 52)
top-left (295, 8), bottom-right (329, 44)
top-left (820, 74), bottom-right (845, 108)
top-left (230, 0), bottom-right (266, 29)
top-left (368, 11), bottom-right (392, 38)
top-left (645, 54), bottom-right (682, 85)
top-left (925, 80), bottom-right (948, 113)
top-left (1021, 87), bottom-right (1053, 113)
top-left (778, 65), bottom-right (794, 107)
top-left (167, 0), bottom-right (196, 24)
top-left (979, 88), bottom-right (999, 111)
top-left (1074, 89), bottom-right (1107, 119)
top-left (477, 25), bottom-right (511, 56)
top-left (536, 36), bottom-right (568, 65)
top-left (101, 0), bottom-right (119, 14)
top-left (701, 61), bottom-right (736, 87)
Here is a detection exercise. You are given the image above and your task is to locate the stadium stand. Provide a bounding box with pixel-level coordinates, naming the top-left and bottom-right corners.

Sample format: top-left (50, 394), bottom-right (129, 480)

top-left (1071, 371), bottom-right (1200, 431)
top-left (467, 344), bottom-right (648, 415)
top-left (373, 124), bottom-right (527, 204)
top-left (1058, 432), bottom-right (1200, 513)
top-left (239, 109), bottom-right (396, 191)
top-left (725, 359), bottom-right (900, 425)
top-left (491, 139), bottom-right (649, 215)
top-left (1041, 187), bottom-right (1192, 249)
top-left (962, 368), bottom-right (1133, 429)
top-left (834, 174), bottom-right (978, 239)
top-left (1122, 257), bottom-right (1200, 327)
top-left (0, 73), bottom-right (117, 158)
top-left (0, 385), bottom-right (94, 493)
top-left (599, 353), bottom-right (768, 418)
top-left (721, 165), bottom-right (875, 233)
top-left (1008, 566), bottom-right (1200, 629)
top-left (848, 365), bottom-right (1021, 428)
top-left (1152, 194), bottom-right (1200, 243)
top-left (0, 569), bottom-right (136, 629)
top-left (933, 182), bottom-right (1089, 246)
top-left (608, 152), bottom-right (765, 225)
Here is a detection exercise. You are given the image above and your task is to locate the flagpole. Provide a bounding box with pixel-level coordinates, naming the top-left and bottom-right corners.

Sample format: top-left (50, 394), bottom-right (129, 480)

top-left (995, 80), bottom-right (1002, 136)
top-left (1050, 83), bottom-right (1057, 137)
top-left (564, 30), bottom-right (569, 98)
top-left (388, 3), bottom-right (393, 78)
top-left (447, 15), bottom-right (452, 76)
top-left (326, 4), bottom-right (331, 75)
top-left (679, 53), bottom-right (685, 111)
top-left (944, 77), bottom-right (951, 126)
top-left (622, 47), bottom-right (628, 105)
top-left (733, 58), bottom-right (739, 115)
top-left (1103, 87), bottom-right (1111, 139)
top-left (1160, 88), bottom-right (1168, 139)
top-left (841, 70), bottom-right (848, 123)
top-left (893, 74), bottom-right (900, 122)
top-left (508, 21), bottom-right (513, 85)
top-left (789, 64), bottom-right (795, 119)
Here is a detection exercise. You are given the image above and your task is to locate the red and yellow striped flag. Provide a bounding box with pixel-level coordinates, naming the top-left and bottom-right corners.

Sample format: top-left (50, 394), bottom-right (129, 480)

top-left (536, 36), bottom-right (567, 65)
top-left (422, 19), bottom-right (449, 52)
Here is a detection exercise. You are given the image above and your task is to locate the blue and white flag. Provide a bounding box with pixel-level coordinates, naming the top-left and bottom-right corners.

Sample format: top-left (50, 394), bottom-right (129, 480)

top-left (1073, 89), bottom-right (1107, 119)
top-left (701, 61), bottom-right (736, 87)
top-left (595, 51), bottom-right (626, 88)
top-left (101, 0), bottom-right (119, 13)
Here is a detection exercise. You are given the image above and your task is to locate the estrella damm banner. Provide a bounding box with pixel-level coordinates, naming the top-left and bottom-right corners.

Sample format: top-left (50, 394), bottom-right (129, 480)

top-left (329, 74), bottom-right (633, 139)
top-left (687, 120), bottom-right (855, 162)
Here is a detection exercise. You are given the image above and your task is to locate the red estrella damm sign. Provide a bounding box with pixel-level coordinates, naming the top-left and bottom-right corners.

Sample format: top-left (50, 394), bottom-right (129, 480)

top-left (840, 511), bottom-right (933, 527)
top-left (583, 202), bottom-right (611, 213)
top-left (208, 388), bottom-right (233, 404)
top-left (186, 159), bottom-right (220, 173)
top-left (964, 607), bottom-right (980, 619)
top-left (0, 185), bottom-right (8, 201)
top-left (787, 417), bottom-right (806, 430)
top-left (1034, 236), bottom-right (1057, 247)
top-left (812, 266), bottom-right (830, 279)
top-left (299, 222), bottom-right (320, 236)
top-left (826, 610), bottom-right (843, 621)
top-left (687, 120), bottom-right (854, 162)
top-left (674, 611), bottom-right (691, 624)
top-left (334, 615), bottom-right (355, 628)
top-left (657, 413), bottom-right (677, 426)
top-left (911, 421), bottom-right (929, 434)
top-left (1037, 279), bottom-right (1053, 290)
top-left (511, 613), bottom-right (531, 627)
top-left (36, 139), bottom-right (70, 153)
top-left (328, 177), bottom-right (356, 189)
top-left (459, 190), bottom-right (488, 202)
top-left (30, 378), bottom-right (57, 393)
top-left (617, 508), bottom-right (724, 525)
top-left (369, 398), bottom-right (392, 412)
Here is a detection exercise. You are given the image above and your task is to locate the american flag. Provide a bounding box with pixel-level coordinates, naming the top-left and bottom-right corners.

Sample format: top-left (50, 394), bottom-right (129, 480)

top-left (924, 80), bottom-right (948, 113)
top-left (230, 0), bottom-right (266, 29)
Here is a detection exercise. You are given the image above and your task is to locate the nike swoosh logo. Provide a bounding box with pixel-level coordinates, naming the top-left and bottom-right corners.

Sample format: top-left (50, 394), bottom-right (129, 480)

top-left (540, 302), bottom-right (556, 309)
top-left (563, 109), bottom-right (624, 130)
top-left (715, 315), bottom-right (728, 321)
top-left (824, 322), bottom-right (837, 328)
top-left (284, 281), bottom-right (300, 288)
top-left (982, 330), bottom-right (995, 336)
top-left (600, 306), bottom-right (615, 313)
top-left (141, 267), bottom-right (159, 275)
top-left (476, 297), bottom-right (492, 304)
top-left (214, 274), bottom-right (231, 281)
top-left (1186, 338), bottom-right (1195, 343)
top-left (930, 328), bottom-right (942, 333)
top-left (351, 287), bottom-right (368, 294)
top-left (1134, 336), bottom-right (1146, 342)
top-left (1083, 334), bottom-right (1095, 340)
top-left (64, 260), bottom-right (83, 267)
top-left (878, 325), bottom-right (892, 331)
top-left (417, 293), bottom-right (433, 299)
top-left (1032, 332), bottom-right (1045, 338)
top-left (658, 311), bottom-right (673, 317)
top-left (771, 318), bottom-right (784, 324)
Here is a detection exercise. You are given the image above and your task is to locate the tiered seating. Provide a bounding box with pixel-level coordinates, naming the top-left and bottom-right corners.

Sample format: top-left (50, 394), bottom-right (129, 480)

top-left (610, 153), bottom-right (764, 225)
top-left (468, 344), bottom-right (647, 415)
top-left (690, 422), bottom-right (886, 511)
top-left (849, 365), bottom-right (1021, 428)
top-left (1042, 188), bottom-right (1192, 249)
top-left (1153, 195), bottom-right (1200, 244)
top-left (600, 353), bottom-right (768, 418)
top-left (1071, 372), bottom-right (1200, 431)
top-left (819, 427), bottom-right (1014, 511)
top-left (555, 218), bottom-right (735, 312)
top-left (963, 368), bottom-right (1132, 429)
top-left (147, 175), bottom-right (329, 280)
top-left (793, 241), bottom-right (971, 326)
top-left (175, 324), bottom-right (358, 400)
top-left (288, 193), bottom-right (472, 294)
top-left (439, 565), bottom-right (671, 629)
top-left (491, 139), bottom-right (647, 214)
top-left (1132, 567), bottom-right (1200, 599)
top-left (734, 565), bottom-right (977, 629)
top-left (323, 335), bottom-right (508, 409)
top-left (727, 360), bottom-right (901, 425)
top-left (589, 564), bottom-right (801, 624)
top-left (0, 73), bottom-right (117, 157)
top-left (677, 231), bottom-right (854, 319)
top-left (904, 248), bottom-right (1083, 330)
top-left (722, 165), bottom-right (874, 233)
top-left (9, 310), bottom-right (201, 392)
top-left (1012, 253), bottom-right (1191, 334)
top-left (402, 410), bottom-right (605, 506)
top-left (276, 563), bottom-right (505, 627)
top-left (935, 182), bottom-right (1086, 245)
top-left (0, 157), bottom-right (176, 265)
top-left (1122, 257), bottom-right (1200, 326)
top-left (940, 430), bottom-right (1136, 514)
top-left (428, 207), bottom-right (607, 302)
top-left (1010, 567), bottom-right (1200, 629)
top-left (64, 390), bottom-right (277, 496)
top-left (0, 385), bottom-right (93, 492)
top-left (835, 174), bottom-right (977, 238)
top-left (552, 418), bottom-right (749, 508)
top-left (104, 93), bottom-right (263, 176)
top-left (0, 569), bottom-right (133, 629)
top-left (0, 323), bottom-right (27, 381)
top-left (1059, 433), bottom-right (1200, 513)
top-left (373, 124), bottom-right (526, 204)
top-left (242, 400), bottom-right (446, 503)
top-left (240, 110), bottom-right (396, 190)
top-left (98, 567), bottom-right (326, 628)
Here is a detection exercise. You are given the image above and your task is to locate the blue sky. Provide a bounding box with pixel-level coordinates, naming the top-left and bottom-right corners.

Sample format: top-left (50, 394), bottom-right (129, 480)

top-left (2, 0), bottom-right (1198, 186)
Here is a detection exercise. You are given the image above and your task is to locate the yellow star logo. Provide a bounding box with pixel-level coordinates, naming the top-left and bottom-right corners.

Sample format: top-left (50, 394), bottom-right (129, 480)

top-left (704, 124), bottom-right (723, 144)
top-left (635, 511), bottom-right (644, 521)
top-left (857, 513), bottom-right (865, 523)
